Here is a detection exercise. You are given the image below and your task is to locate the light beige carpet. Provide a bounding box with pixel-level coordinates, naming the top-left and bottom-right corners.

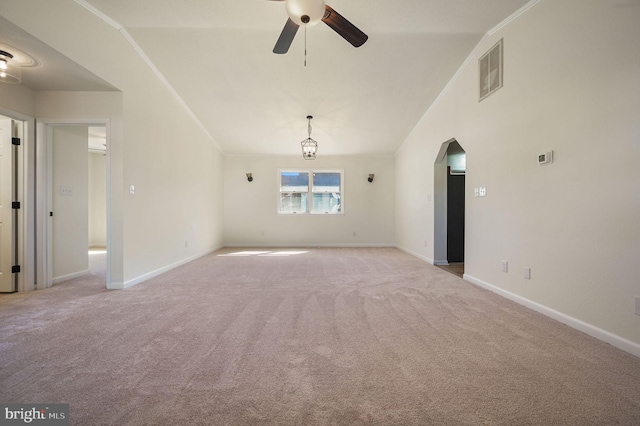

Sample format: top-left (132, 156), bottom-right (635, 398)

top-left (1, 247), bottom-right (639, 425)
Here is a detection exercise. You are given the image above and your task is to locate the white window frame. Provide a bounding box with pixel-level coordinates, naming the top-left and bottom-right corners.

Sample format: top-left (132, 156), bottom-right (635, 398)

top-left (278, 169), bottom-right (344, 215)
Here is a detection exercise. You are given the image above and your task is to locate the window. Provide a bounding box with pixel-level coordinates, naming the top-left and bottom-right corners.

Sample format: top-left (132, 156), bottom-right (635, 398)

top-left (279, 171), bottom-right (309, 214)
top-left (279, 170), bottom-right (343, 214)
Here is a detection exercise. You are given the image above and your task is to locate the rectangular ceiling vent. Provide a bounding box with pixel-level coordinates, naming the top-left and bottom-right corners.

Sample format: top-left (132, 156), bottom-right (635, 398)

top-left (479, 39), bottom-right (503, 101)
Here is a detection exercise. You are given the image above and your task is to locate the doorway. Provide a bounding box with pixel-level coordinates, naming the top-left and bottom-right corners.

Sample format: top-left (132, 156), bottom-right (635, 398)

top-left (434, 139), bottom-right (466, 277)
top-left (88, 126), bottom-right (107, 278)
top-left (36, 121), bottom-right (110, 289)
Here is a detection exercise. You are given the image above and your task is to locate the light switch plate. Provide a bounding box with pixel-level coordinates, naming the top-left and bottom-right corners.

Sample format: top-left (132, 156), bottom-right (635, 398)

top-left (60, 186), bottom-right (73, 196)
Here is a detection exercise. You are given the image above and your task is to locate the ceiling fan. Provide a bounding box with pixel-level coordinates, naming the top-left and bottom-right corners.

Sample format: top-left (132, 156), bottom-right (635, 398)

top-left (269, 0), bottom-right (368, 54)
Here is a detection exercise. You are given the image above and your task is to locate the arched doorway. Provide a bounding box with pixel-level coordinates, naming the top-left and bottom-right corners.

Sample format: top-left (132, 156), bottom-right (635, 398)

top-left (434, 139), bottom-right (465, 277)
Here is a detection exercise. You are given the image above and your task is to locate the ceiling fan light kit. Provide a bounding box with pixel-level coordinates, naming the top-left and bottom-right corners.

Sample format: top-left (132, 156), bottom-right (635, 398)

top-left (271, 0), bottom-right (368, 54)
top-left (286, 0), bottom-right (325, 26)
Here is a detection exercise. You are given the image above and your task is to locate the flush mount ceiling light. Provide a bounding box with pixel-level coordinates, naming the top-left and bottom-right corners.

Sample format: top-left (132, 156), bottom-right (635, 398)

top-left (0, 44), bottom-right (37, 85)
top-left (301, 115), bottom-right (318, 160)
top-left (0, 50), bottom-right (21, 84)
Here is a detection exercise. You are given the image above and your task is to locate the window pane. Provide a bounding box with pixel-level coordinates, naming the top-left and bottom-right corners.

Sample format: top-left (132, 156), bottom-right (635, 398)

top-left (313, 172), bottom-right (340, 193)
top-left (280, 192), bottom-right (308, 213)
top-left (281, 171), bottom-right (309, 192)
top-left (312, 193), bottom-right (341, 213)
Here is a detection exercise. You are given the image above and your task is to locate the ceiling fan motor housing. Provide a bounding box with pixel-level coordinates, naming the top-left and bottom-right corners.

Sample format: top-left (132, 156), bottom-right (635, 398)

top-left (286, 0), bottom-right (325, 26)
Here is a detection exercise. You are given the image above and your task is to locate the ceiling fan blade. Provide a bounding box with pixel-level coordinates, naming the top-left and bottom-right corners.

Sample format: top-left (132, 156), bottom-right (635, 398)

top-left (273, 18), bottom-right (299, 54)
top-left (321, 5), bottom-right (368, 48)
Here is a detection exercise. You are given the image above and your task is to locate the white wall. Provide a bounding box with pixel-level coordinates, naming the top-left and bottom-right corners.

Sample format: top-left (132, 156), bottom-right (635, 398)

top-left (88, 152), bottom-right (106, 247)
top-left (2, 1), bottom-right (225, 288)
top-left (0, 83), bottom-right (35, 117)
top-left (52, 126), bottom-right (88, 282)
top-left (225, 156), bottom-right (395, 246)
top-left (396, 0), bottom-right (640, 349)
top-left (36, 91), bottom-right (125, 287)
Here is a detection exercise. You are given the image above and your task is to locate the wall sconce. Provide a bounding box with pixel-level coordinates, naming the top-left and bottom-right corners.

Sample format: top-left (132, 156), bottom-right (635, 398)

top-left (368, 174), bottom-right (374, 183)
top-left (246, 173), bottom-right (253, 182)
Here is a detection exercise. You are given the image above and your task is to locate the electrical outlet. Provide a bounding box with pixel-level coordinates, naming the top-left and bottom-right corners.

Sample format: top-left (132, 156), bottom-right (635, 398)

top-left (524, 267), bottom-right (531, 280)
top-left (635, 297), bottom-right (640, 316)
top-left (352, 231), bottom-right (357, 237)
top-left (501, 261), bottom-right (508, 273)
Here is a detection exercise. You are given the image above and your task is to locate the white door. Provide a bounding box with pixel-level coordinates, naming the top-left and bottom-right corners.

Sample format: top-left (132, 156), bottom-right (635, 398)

top-left (51, 126), bottom-right (89, 284)
top-left (0, 119), bottom-right (15, 292)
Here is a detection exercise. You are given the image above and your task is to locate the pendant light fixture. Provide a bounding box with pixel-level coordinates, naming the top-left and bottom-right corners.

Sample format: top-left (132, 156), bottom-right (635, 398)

top-left (0, 50), bottom-right (21, 84)
top-left (301, 115), bottom-right (318, 160)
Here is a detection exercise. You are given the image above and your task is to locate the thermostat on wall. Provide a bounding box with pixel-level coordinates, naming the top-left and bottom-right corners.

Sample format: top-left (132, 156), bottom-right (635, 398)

top-left (538, 151), bottom-right (553, 165)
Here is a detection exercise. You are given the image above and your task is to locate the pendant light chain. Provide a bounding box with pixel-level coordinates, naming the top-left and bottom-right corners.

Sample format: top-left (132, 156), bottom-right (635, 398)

top-left (304, 26), bottom-right (307, 67)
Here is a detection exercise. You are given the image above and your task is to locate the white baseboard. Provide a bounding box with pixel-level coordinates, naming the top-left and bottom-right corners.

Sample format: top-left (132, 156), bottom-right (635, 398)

top-left (464, 274), bottom-right (640, 359)
top-left (53, 269), bottom-right (90, 285)
top-left (395, 245), bottom-right (434, 265)
top-left (119, 246), bottom-right (222, 289)
top-left (223, 243), bottom-right (396, 249)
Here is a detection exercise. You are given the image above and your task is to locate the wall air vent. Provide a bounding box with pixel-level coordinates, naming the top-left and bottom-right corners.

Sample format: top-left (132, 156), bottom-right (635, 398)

top-left (479, 39), bottom-right (503, 101)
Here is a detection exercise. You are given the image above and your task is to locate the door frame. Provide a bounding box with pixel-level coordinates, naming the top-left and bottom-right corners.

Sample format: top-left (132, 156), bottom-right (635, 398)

top-left (0, 108), bottom-right (34, 292)
top-left (36, 119), bottom-right (111, 289)
top-left (433, 138), bottom-right (466, 266)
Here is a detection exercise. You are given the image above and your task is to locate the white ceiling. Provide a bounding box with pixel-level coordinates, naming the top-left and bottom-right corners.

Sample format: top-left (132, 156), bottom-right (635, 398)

top-left (2, 0), bottom-right (531, 156)
top-left (0, 15), bottom-right (116, 92)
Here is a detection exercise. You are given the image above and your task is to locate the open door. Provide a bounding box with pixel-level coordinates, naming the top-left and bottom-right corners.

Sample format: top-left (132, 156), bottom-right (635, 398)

top-left (50, 126), bottom-right (90, 285)
top-left (0, 118), bottom-right (17, 292)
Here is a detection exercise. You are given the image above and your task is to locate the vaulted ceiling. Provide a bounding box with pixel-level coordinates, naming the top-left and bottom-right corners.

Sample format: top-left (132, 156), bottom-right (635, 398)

top-left (1, 0), bottom-right (531, 156)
